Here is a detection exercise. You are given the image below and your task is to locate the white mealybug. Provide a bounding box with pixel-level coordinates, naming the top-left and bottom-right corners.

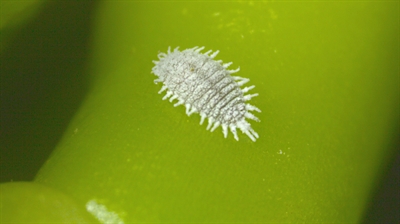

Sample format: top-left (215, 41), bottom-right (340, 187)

top-left (151, 46), bottom-right (261, 141)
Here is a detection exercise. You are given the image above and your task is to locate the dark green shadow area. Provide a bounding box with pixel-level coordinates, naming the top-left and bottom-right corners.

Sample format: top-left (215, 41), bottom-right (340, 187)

top-left (362, 137), bottom-right (400, 224)
top-left (1, 1), bottom-right (99, 182)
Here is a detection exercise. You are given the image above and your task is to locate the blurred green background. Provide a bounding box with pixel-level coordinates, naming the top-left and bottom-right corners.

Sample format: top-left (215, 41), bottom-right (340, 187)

top-left (1, 0), bottom-right (399, 223)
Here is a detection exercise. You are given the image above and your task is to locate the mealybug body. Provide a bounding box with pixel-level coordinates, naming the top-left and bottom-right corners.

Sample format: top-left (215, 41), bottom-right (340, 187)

top-left (151, 46), bottom-right (261, 141)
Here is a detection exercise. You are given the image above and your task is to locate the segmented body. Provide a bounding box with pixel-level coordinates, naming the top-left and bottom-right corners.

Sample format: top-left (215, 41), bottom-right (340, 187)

top-left (151, 46), bottom-right (261, 141)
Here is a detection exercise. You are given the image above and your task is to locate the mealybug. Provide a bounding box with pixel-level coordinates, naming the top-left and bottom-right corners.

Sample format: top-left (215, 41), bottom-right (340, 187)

top-left (151, 46), bottom-right (261, 141)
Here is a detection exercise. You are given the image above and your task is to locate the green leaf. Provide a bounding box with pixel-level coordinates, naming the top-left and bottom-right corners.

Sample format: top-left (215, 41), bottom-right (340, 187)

top-left (29, 1), bottom-right (399, 223)
top-left (0, 0), bottom-right (44, 29)
top-left (0, 182), bottom-right (97, 223)
top-left (0, 0), bottom-right (44, 52)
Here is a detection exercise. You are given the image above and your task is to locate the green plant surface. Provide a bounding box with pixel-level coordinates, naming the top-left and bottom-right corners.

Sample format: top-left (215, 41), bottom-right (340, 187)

top-left (9, 1), bottom-right (398, 223)
top-left (0, 182), bottom-right (97, 223)
top-left (1, 0), bottom-right (95, 182)
top-left (0, 0), bottom-right (45, 52)
top-left (0, 0), bottom-right (43, 29)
